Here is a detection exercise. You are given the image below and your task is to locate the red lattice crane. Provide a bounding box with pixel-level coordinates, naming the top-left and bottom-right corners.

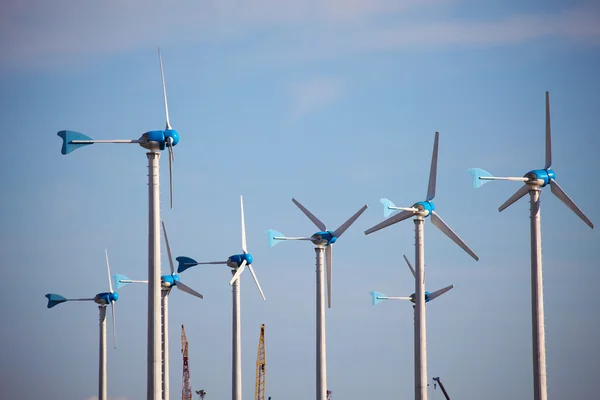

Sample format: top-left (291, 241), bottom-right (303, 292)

top-left (182, 325), bottom-right (192, 400)
top-left (255, 324), bottom-right (266, 400)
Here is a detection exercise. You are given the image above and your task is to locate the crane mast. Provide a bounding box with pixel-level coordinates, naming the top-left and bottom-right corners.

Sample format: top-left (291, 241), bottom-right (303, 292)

top-left (255, 324), bottom-right (266, 400)
top-left (432, 377), bottom-right (450, 400)
top-left (182, 325), bottom-right (192, 400)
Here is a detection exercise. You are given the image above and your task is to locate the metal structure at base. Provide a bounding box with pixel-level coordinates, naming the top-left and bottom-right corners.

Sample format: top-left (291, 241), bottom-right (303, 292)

top-left (182, 325), bottom-right (192, 400)
top-left (255, 324), bottom-right (266, 400)
top-left (196, 390), bottom-right (207, 400)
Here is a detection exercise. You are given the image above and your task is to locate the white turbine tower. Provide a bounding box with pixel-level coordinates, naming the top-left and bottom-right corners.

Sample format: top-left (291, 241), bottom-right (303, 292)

top-left (176, 195), bottom-right (265, 400)
top-left (45, 249), bottom-right (118, 400)
top-left (265, 199), bottom-right (368, 400)
top-left (113, 221), bottom-right (203, 400)
top-left (364, 131), bottom-right (479, 400)
top-left (469, 91), bottom-right (594, 400)
top-left (57, 48), bottom-right (179, 399)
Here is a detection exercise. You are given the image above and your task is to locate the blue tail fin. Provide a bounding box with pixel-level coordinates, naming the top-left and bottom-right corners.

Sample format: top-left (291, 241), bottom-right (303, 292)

top-left (370, 291), bottom-right (386, 306)
top-left (380, 198), bottom-right (396, 218)
top-left (176, 256), bottom-right (198, 273)
top-left (468, 168), bottom-right (493, 189)
top-left (45, 293), bottom-right (67, 308)
top-left (112, 274), bottom-right (131, 290)
top-left (57, 130), bottom-right (93, 155)
top-left (265, 229), bottom-right (284, 248)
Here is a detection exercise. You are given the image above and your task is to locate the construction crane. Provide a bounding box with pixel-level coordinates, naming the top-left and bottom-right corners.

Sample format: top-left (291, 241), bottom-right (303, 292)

top-left (432, 377), bottom-right (450, 400)
top-left (182, 325), bottom-right (192, 400)
top-left (255, 324), bottom-right (266, 400)
top-left (195, 389), bottom-right (207, 400)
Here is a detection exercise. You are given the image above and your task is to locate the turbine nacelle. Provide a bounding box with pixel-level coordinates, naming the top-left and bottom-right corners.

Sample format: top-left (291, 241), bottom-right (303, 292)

top-left (138, 129), bottom-right (179, 151)
top-left (94, 292), bottom-right (119, 305)
top-left (310, 232), bottom-right (337, 247)
top-left (413, 201), bottom-right (435, 218)
top-left (161, 274), bottom-right (181, 287)
top-left (227, 253), bottom-right (253, 269)
top-left (524, 169), bottom-right (556, 187)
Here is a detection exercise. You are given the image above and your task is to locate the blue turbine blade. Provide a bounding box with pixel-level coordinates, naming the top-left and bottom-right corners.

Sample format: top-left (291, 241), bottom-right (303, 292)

top-left (468, 168), bottom-right (493, 189)
top-left (57, 130), bottom-right (93, 155)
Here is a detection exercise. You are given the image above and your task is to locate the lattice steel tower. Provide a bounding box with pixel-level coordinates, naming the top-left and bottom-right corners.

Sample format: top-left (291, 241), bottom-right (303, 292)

top-left (255, 324), bottom-right (266, 400)
top-left (182, 325), bottom-right (192, 400)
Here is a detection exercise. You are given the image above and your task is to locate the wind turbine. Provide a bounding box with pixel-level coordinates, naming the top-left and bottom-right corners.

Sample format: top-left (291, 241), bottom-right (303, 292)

top-left (364, 131), bottom-right (478, 400)
top-left (112, 221), bottom-right (203, 400)
top-left (45, 249), bottom-right (118, 400)
top-left (176, 195), bottom-right (265, 400)
top-left (468, 91), bottom-right (594, 400)
top-left (265, 199), bottom-right (368, 400)
top-left (56, 47), bottom-right (179, 399)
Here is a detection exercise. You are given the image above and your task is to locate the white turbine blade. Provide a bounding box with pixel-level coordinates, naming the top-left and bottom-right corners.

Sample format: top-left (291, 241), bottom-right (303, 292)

top-left (550, 180), bottom-right (594, 229)
top-left (161, 221), bottom-right (175, 275)
top-left (430, 211), bottom-right (479, 261)
top-left (240, 195), bottom-right (248, 254)
top-left (403, 254), bottom-right (416, 279)
top-left (332, 204), bottom-right (368, 238)
top-left (428, 285), bottom-right (454, 301)
top-left (545, 91), bottom-right (552, 169)
top-left (105, 249), bottom-right (113, 293)
top-left (176, 281), bottom-right (204, 299)
top-left (168, 144), bottom-right (173, 209)
top-left (326, 245), bottom-right (332, 308)
top-left (292, 198), bottom-right (326, 231)
top-left (426, 131), bottom-right (439, 201)
top-left (111, 302), bottom-right (117, 349)
top-left (158, 47), bottom-right (172, 130)
top-left (229, 260), bottom-right (247, 285)
top-left (498, 184), bottom-right (530, 212)
top-left (247, 264), bottom-right (266, 301)
top-left (365, 210), bottom-right (414, 235)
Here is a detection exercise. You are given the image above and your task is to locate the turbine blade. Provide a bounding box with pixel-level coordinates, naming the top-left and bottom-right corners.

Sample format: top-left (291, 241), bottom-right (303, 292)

top-left (326, 245), bottom-right (332, 308)
top-left (468, 168), bottom-right (494, 189)
top-left (426, 131), bottom-right (439, 201)
top-left (364, 210), bottom-right (414, 235)
top-left (545, 91), bottom-right (552, 169)
top-left (292, 199), bottom-right (326, 231)
top-left (240, 195), bottom-right (248, 254)
top-left (430, 211), bottom-right (479, 261)
top-left (176, 281), bottom-right (204, 299)
top-left (428, 285), bottom-right (454, 301)
top-left (333, 204), bottom-right (368, 238)
top-left (380, 198), bottom-right (397, 218)
top-left (229, 260), bottom-right (247, 285)
top-left (105, 249), bottom-right (113, 293)
top-left (550, 180), bottom-right (594, 229)
top-left (498, 185), bottom-right (530, 212)
top-left (161, 221), bottom-right (175, 275)
top-left (247, 264), bottom-right (266, 301)
top-left (111, 302), bottom-right (117, 349)
top-left (403, 254), bottom-right (416, 279)
top-left (158, 47), bottom-right (172, 130)
top-left (168, 144), bottom-right (173, 209)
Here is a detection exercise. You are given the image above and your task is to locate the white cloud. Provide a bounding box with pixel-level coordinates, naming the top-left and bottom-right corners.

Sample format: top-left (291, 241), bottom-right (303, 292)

top-left (289, 78), bottom-right (344, 118)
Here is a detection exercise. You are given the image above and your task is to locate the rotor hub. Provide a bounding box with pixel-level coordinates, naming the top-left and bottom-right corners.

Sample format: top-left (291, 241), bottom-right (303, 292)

top-left (524, 168), bottom-right (555, 187)
top-left (414, 201), bottom-right (434, 217)
top-left (311, 231), bottom-right (336, 246)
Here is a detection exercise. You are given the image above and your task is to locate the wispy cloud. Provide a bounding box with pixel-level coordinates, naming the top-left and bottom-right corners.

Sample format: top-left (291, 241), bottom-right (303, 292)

top-left (1, 0), bottom-right (599, 69)
top-left (289, 78), bottom-right (344, 118)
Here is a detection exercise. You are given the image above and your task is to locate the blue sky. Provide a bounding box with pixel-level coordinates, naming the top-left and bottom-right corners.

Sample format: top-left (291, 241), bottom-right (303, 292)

top-left (1, 1), bottom-right (599, 399)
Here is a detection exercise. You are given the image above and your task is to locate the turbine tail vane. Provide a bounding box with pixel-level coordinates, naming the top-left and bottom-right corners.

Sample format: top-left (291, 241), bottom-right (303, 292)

top-left (426, 131), bottom-right (439, 201)
top-left (549, 180), bottom-right (594, 229)
top-left (332, 204), bottom-right (368, 238)
top-left (430, 211), bottom-right (479, 261)
top-left (380, 198), bottom-right (397, 218)
top-left (292, 199), bottom-right (326, 231)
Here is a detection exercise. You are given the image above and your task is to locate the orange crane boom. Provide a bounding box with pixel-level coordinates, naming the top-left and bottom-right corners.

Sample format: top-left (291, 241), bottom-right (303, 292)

top-left (255, 324), bottom-right (266, 400)
top-left (182, 325), bottom-right (192, 400)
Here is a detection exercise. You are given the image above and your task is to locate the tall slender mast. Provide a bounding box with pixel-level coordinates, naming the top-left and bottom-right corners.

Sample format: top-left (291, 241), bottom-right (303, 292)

top-left (148, 152), bottom-right (163, 399)
top-left (414, 218), bottom-right (427, 400)
top-left (232, 271), bottom-right (242, 400)
top-left (529, 189), bottom-right (547, 400)
top-left (99, 305), bottom-right (107, 400)
top-left (162, 289), bottom-right (170, 400)
top-left (315, 247), bottom-right (327, 400)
